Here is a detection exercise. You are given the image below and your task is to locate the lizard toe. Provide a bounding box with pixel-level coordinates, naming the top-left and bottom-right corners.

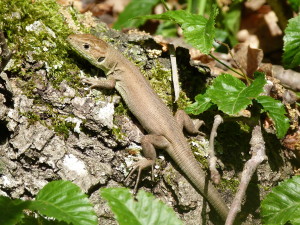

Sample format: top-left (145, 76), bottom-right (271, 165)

top-left (124, 158), bottom-right (155, 194)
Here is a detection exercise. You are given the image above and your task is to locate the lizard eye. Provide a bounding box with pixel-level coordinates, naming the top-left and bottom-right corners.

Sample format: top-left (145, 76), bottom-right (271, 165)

top-left (83, 43), bottom-right (90, 49)
top-left (98, 57), bottom-right (105, 63)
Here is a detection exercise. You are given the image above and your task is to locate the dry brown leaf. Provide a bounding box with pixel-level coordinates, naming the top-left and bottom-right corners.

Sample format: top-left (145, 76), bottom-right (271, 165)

top-left (283, 130), bottom-right (300, 152)
top-left (232, 43), bottom-right (263, 77)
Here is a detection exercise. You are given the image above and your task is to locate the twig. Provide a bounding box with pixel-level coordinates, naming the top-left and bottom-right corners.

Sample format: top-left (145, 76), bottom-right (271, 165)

top-left (225, 124), bottom-right (267, 225)
top-left (160, 0), bottom-right (170, 11)
top-left (169, 45), bottom-right (180, 102)
top-left (208, 114), bottom-right (223, 184)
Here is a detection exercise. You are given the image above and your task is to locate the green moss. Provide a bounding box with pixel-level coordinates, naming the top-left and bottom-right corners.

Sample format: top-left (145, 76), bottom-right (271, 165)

top-left (192, 152), bottom-right (209, 168)
top-left (114, 101), bottom-right (129, 115)
top-left (111, 126), bottom-right (126, 141)
top-left (218, 177), bottom-right (240, 192)
top-left (145, 60), bottom-right (192, 110)
top-left (189, 138), bottom-right (209, 167)
top-left (0, 0), bottom-right (192, 139)
top-left (21, 111), bottom-right (41, 125)
top-left (147, 62), bottom-right (173, 107)
top-left (176, 91), bottom-right (192, 110)
top-left (0, 159), bottom-right (4, 174)
top-left (0, 0), bottom-right (87, 89)
top-left (163, 165), bottom-right (177, 185)
top-left (236, 120), bottom-right (251, 133)
top-left (53, 119), bottom-right (75, 139)
top-left (258, 184), bottom-right (271, 192)
top-left (0, 0), bottom-right (92, 135)
top-left (21, 108), bottom-right (76, 139)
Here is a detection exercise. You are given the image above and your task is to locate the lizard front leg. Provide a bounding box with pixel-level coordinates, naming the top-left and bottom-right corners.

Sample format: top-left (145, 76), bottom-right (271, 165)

top-left (125, 134), bottom-right (170, 193)
top-left (82, 76), bottom-right (164, 193)
top-left (82, 77), bottom-right (116, 89)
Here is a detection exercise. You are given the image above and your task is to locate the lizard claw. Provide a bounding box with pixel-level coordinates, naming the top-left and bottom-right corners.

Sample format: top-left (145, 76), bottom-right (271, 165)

top-left (81, 77), bottom-right (99, 89)
top-left (124, 158), bottom-right (155, 194)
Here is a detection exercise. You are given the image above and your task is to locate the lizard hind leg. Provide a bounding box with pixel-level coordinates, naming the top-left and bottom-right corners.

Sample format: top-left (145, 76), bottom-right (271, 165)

top-left (175, 110), bottom-right (204, 135)
top-left (125, 134), bottom-right (170, 194)
top-left (125, 158), bottom-right (155, 194)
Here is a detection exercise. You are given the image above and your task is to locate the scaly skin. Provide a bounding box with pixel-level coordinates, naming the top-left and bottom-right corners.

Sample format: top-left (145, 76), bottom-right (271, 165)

top-left (67, 34), bottom-right (229, 221)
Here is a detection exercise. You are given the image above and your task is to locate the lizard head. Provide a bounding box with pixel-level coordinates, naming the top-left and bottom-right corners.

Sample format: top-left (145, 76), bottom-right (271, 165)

top-left (67, 34), bottom-right (109, 70)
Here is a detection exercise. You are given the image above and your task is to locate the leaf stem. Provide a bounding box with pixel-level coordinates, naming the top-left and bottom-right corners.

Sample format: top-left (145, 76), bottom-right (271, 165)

top-left (160, 0), bottom-right (170, 11)
top-left (199, 0), bottom-right (206, 15)
top-left (208, 53), bottom-right (247, 80)
top-left (214, 40), bottom-right (251, 85)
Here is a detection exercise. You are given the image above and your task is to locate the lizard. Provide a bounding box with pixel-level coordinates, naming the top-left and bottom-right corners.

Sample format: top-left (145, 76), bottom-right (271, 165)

top-left (67, 33), bottom-right (229, 221)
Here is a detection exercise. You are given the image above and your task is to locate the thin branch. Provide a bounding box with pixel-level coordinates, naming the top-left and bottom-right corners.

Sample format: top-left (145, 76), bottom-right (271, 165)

top-left (208, 114), bottom-right (223, 184)
top-left (225, 124), bottom-right (267, 225)
top-left (169, 45), bottom-right (180, 102)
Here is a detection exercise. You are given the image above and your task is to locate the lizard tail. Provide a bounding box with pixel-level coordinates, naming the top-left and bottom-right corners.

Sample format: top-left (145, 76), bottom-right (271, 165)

top-left (170, 148), bottom-right (229, 221)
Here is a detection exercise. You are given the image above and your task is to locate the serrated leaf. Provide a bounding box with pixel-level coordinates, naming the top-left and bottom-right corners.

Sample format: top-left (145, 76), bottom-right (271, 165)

top-left (261, 176), bottom-right (300, 225)
top-left (100, 188), bottom-right (183, 225)
top-left (113, 0), bottom-right (160, 30)
top-left (182, 5), bottom-right (217, 54)
top-left (206, 73), bottom-right (266, 115)
top-left (0, 196), bottom-right (30, 225)
top-left (138, 7), bottom-right (217, 54)
top-left (256, 96), bottom-right (290, 138)
top-left (29, 180), bottom-right (97, 225)
top-left (283, 15), bottom-right (300, 68)
top-left (185, 94), bottom-right (212, 115)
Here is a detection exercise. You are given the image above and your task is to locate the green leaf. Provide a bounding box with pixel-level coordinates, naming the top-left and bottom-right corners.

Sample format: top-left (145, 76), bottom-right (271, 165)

top-left (214, 28), bottom-right (230, 51)
top-left (138, 7), bottom-right (218, 53)
top-left (261, 176), bottom-right (300, 225)
top-left (155, 21), bottom-right (177, 37)
top-left (256, 96), bottom-right (290, 138)
top-left (221, 2), bottom-right (242, 46)
top-left (113, 0), bottom-right (160, 30)
top-left (206, 73), bottom-right (266, 115)
top-left (100, 188), bottom-right (183, 225)
top-left (288, 0), bottom-right (300, 12)
top-left (185, 94), bottom-right (212, 115)
top-left (222, 3), bottom-right (241, 36)
top-left (29, 180), bottom-right (97, 225)
top-left (19, 215), bottom-right (69, 225)
top-left (0, 196), bottom-right (30, 225)
top-left (283, 15), bottom-right (300, 68)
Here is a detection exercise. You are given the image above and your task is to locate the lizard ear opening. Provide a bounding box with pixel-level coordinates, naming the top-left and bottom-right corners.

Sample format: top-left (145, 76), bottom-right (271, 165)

top-left (83, 43), bottom-right (90, 50)
top-left (98, 57), bottom-right (105, 63)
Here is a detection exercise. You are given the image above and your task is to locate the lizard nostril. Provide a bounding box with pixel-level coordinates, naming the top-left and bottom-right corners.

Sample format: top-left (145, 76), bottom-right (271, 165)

top-left (83, 43), bottom-right (90, 49)
top-left (98, 57), bottom-right (105, 62)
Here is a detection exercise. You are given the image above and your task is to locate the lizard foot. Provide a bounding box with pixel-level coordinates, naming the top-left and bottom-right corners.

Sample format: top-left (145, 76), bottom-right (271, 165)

top-left (81, 77), bottom-right (116, 89)
top-left (124, 158), bottom-right (155, 194)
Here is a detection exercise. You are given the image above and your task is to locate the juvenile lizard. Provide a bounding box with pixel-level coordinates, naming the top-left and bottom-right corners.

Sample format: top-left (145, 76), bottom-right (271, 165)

top-left (67, 34), bottom-right (229, 221)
